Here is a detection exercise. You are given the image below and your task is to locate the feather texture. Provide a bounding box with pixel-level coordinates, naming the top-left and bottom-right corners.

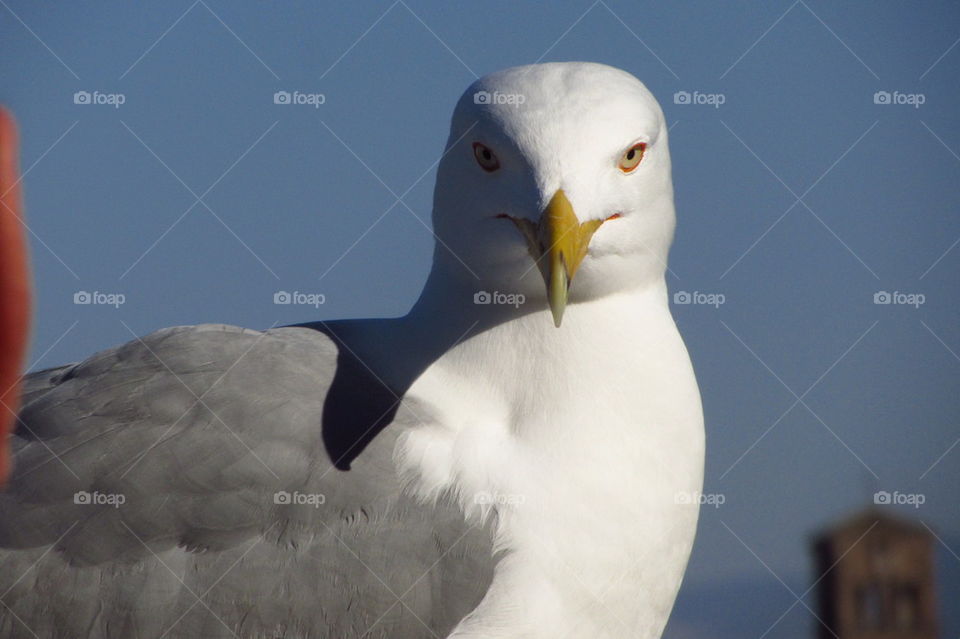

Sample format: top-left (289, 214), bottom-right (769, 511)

top-left (1, 324), bottom-right (493, 639)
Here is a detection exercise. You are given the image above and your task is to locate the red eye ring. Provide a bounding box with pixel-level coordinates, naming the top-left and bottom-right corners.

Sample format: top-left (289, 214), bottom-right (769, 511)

top-left (473, 142), bottom-right (500, 172)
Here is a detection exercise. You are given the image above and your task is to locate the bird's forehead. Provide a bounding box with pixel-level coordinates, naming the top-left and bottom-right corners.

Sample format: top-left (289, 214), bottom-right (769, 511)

top-left (453, 63), bottom-right (664, 154)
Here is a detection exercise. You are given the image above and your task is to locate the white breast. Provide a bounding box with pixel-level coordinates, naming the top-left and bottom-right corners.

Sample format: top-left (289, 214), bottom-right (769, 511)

top-left (396, 286), bottom-right (705, 639)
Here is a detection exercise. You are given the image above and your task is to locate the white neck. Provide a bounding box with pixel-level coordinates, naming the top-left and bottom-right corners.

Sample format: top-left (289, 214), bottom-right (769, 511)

top-left (389, 282), bottom-right (704, 638)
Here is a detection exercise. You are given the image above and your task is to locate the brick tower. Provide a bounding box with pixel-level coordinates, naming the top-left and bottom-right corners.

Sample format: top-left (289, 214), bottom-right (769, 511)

top-left (811, 508), bottom-right (937, 639)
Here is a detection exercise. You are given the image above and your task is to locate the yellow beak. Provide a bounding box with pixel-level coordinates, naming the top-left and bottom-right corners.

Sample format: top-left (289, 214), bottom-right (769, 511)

top-left (508, 189), bottom-right (606, 327)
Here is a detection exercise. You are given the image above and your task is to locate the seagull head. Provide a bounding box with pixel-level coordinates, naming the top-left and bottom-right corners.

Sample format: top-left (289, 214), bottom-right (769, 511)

top-left (432, 62), bottom-right (675, 327)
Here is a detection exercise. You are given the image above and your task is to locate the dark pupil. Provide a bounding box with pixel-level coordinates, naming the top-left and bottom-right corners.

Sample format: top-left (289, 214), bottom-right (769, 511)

top-left (626, 149), bottom-right (635, 161)
top-left (482, 149), bottom-right (491, 161)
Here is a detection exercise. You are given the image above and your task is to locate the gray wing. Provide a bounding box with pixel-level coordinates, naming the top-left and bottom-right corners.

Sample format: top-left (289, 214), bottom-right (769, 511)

top-left (0, 324), bottom-right (493, 639)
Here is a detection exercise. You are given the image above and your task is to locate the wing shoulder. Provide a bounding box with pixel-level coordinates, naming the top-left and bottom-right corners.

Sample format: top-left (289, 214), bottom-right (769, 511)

top-left (2, 323), bottom-right (402, 558)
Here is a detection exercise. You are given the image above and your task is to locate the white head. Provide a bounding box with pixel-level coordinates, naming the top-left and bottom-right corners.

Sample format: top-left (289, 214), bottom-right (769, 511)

top-left (429, 62), bottom-right (675, 326)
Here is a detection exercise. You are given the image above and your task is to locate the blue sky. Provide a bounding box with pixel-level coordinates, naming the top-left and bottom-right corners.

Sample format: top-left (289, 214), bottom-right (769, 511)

top-left (2, 2), bottom-right (959, 637)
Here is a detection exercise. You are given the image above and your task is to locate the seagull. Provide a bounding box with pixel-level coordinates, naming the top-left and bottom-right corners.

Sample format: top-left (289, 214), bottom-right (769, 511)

top-left (0, 62), bottom-right (704, 639)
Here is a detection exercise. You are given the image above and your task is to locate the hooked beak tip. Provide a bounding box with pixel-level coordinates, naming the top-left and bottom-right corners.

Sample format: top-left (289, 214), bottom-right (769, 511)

top-left (549, 260), bottom-right (568, 327)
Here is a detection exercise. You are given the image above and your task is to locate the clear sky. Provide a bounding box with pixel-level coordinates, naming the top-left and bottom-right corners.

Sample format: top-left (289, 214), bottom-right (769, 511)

top-left (2, 2), bottom-right (959, 637)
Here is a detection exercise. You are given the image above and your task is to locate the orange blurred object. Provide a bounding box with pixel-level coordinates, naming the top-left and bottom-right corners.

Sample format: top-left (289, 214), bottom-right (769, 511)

top-left (0, 107), bottom-right (31, 485)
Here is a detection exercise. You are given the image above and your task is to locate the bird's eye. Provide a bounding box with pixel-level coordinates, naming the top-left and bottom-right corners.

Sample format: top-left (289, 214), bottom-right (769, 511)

top-left (618, 142), bottom-right (646, 173)
top-left (473, 142), bottom-right (500, 172)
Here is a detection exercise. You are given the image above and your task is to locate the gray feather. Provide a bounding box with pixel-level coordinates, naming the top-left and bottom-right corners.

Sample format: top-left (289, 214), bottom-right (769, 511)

top-left (0, 324), bottom-right (493, 639)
